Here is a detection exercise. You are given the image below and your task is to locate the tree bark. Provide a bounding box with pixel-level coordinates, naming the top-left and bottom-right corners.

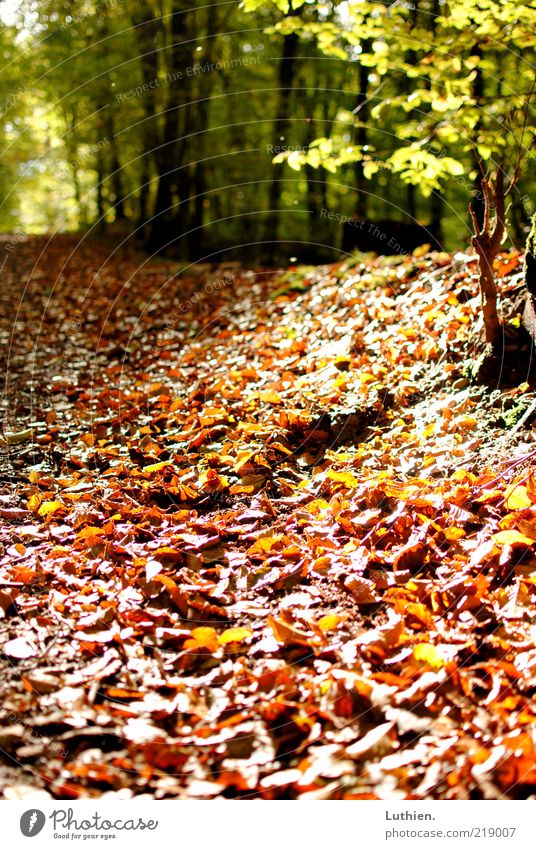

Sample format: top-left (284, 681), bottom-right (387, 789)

top-left (148, 1), bottom-right (198, 254)
top-left (95, 150), bottom-right (106, 233)
top-left (130, 7), bottom-right (161, 237)
top-left (263, 29), bottom-right (299, 251)
top-left (430, 190), bottom-right (443, 248)
top-left (470, 44), bottom-right (486, 229)
top-left (187, 4), bottom-right (219, 258)
top-left (354, 41), bottom-right (371, 219)
top-left (522, 215), bottom-right (536, 343)
top-left (470, 170), bottom-right (505, 347)
top-left (107, 113), bottom-right (126, 221)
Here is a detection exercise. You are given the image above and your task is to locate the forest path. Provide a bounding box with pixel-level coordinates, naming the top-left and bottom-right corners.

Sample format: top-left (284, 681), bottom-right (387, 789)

top-left (0, 235), bottom-right (535, 800)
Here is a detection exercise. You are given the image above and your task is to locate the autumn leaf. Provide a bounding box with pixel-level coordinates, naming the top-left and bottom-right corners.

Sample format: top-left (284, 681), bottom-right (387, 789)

top-left (38, 501), bottom-right (65, 517)
top-left (218, 627), bottom-right (253, 645)
top-left (268, 615), bottom-right (316, 647)
top-left (327, 469), bottom-right (359, 488)
top-left (317, 614), bottom-right (343, 633)
top-left (1, 232), bottom-right (532, 800)
top-left (185, 627), bottom-right (220, 653)
top-left (3, 638), bottom-right (37, 659)
top-left (344, 576), bottom-right (378, 604)
top-left (143, 461), bottom-right (173, 474)
top-left (492, 530), bottom-right (535, 548)
top-left (412, 643), bottom-right (445, 670)
top-left (504, 483), bottom-right (533, 510)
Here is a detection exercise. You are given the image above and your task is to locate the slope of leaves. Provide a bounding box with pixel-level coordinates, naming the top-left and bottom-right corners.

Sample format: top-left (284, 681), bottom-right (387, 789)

top-left (1, 235), bottom-right (535, 800)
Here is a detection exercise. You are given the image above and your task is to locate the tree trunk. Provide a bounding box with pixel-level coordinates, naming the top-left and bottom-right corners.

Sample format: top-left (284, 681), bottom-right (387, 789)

top-left (107, 114), bottom-right (126, 221)
top-left (470, 171), bottom-right (505, 348)
top-left (473, 244), bottom-right (501, 345)
top-left (137, 165), bottom-right (151, 237)
top-left (148, 1), bottom-right (197, 255)
top-left (522, 215), bottom-right (536, 343)
top-left (430, 190), bottom-right (443, 248)
top-left (354, 41), bottom-right (370, 219)
top-left (470, 45), bottom-right (486, 229)
top-left (69, 159), bottom-right (86, 228)
top-left (187, 4), bottom-right (219, 259)
top-left (263, 30), bottom-right (299, 252)
top-left (130, 7), bottom-right (161, 237)
top-left (304, 116), bottom-right (323, 244)
top-left (95, 151), bottom-right (106, 233)
top-left (406, 184), bottom-right (417, 221)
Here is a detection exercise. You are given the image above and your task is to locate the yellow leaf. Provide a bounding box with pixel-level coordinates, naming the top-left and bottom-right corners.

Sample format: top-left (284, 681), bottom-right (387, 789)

top-left (38, 501), bottom-right (64, 517)
top-left (144, 461), bottom-right (173, 474)
top-left (248, 535), bottom-right (284, 555)
top-left (413, 643), bottom-right (444, 670)
top-left (451, 469), bottom-right (475, 483)
top-left (258, 390), bottom-right (282, 403)
top-left (444, 527), bottom-right (465, 541)
top-left (198, 470), bottom-right (228, 492)
top-left (492, 530), bottom-right (534, 547)
top-left (317, 614), bottom-right (343, 633)
top-left (327, 469), bottom-right (359, 488)
top-left (218, 627), bottom-right (253, 645)
top-left (504, 483), bottom-right (532, 510)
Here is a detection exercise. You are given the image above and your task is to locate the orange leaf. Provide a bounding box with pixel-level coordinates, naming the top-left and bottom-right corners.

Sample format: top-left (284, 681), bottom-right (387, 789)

top-left (76, 526), bottom-right (106, 540)
top-left (268, 615), bottom-right (313, 647)
top-left (344, 575), bottom-right (378, 604)
top-left (185, 627), bottom-right (219, 652)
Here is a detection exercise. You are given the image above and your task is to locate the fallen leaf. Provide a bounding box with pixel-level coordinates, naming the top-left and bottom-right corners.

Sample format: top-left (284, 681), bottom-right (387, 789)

top-left (3, 637), bottom-right (37, 659)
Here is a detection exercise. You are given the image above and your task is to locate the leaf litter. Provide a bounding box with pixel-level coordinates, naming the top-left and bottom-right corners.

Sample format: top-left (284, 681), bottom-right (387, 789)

top-left (0, 235), bottom-right (535, 799)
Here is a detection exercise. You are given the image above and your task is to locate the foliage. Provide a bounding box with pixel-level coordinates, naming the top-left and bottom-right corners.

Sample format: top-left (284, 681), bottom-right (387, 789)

top-left (266, 0), bottom-right (536, 198)
top-left (1, 236), bottom-right (535, 798)
top-left (0, 0), bottom-right (533, 252)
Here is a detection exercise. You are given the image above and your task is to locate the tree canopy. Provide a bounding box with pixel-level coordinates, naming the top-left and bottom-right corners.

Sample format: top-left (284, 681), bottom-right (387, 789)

top-left (0, 0), bottom-right (533, 261)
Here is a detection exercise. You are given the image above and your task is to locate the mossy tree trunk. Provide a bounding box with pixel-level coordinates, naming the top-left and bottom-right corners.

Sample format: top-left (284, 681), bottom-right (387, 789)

top-left (524, 215), bottom-right (536, 292)
top-left (522, 214), bottom-right (536, 343)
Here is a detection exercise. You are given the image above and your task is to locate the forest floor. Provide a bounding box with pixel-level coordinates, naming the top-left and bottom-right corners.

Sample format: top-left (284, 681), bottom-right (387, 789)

top-left (1, 234), bottom-right (536, 800)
